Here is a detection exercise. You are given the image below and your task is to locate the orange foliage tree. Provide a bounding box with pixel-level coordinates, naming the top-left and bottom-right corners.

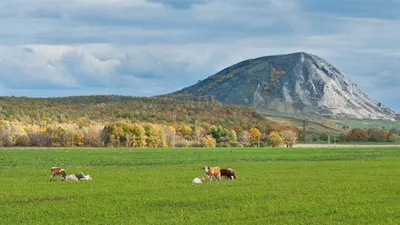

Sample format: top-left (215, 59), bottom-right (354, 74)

top-left (249, 128), bottom-right (262, 142)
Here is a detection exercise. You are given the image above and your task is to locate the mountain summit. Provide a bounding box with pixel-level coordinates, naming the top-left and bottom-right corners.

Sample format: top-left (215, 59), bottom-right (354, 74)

top-left (166, 52), bottom-right (397, 120)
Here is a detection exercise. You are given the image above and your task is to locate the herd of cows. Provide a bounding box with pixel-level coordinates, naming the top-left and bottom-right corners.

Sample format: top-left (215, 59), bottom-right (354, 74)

top-left (49, 166), bottom-right (236, 184)
top-left (192, 166), bottom-right (237, 184)
top-left (50, 167), bottom-right (92, 181)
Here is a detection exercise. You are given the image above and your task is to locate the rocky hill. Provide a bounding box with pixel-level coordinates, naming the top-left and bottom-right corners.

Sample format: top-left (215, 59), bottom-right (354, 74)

top-left (165, 52), bottom-right (397, 121)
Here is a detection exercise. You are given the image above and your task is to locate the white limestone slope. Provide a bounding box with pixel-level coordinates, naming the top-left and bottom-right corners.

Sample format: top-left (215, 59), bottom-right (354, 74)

top-left (292, 53), bottom-right (396, 120)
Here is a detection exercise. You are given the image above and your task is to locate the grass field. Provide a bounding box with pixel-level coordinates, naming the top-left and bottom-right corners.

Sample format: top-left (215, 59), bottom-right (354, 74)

top-left (1, 147), bottom-right (400, 224)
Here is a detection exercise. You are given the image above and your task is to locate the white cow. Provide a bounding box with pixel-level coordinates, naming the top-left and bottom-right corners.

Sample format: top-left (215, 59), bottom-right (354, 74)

top-left (192, 176), bottom-right (205, 184)
top-left (80, 175), bottom-right (92, 180)
top-left (63, 172), bottom-right (92, 181)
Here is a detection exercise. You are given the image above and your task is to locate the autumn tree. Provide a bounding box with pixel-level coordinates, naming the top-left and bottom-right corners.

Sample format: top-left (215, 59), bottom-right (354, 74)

top-left (267, 131), bottom-right (283, 147)
top-left (83, 124), bottom-right (104, 147)
top-left (280, 130), bottom-right (297, 147)
top-left (249, 128), bottom-right (262, 146)
top-left (201, 135), bottom-right (216, 147)
top-left (27, 125), bottom-right (49, 147)
top-left (237, 130), bottom-right (251, 146)
top-left (367, 128), bottom-right (381, 142)
top-left (132, 124), bottom-right (146, 147)
top-left (0, 121), bottom-right (29, 147)
top-left (163, 126), bottom-right (176, 147)
top-left (387, 132), bottom-right (398, 142)
top-left (193, 121), bottom-right (206, 145)
top-left (345, 129), bottom-right (368, 142)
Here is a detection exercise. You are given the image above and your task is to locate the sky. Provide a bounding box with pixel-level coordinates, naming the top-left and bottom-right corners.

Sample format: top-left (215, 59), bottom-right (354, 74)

top-left (0, 0), bottom-right (399, 112)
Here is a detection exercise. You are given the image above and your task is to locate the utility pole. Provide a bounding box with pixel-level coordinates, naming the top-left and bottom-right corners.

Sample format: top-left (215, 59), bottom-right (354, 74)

top-left (303, 118), bottom-right (306, 143)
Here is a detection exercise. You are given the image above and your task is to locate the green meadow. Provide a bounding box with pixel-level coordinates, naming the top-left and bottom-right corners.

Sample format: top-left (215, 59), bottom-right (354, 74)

top-left (1, 147), bottom-right (400, 224)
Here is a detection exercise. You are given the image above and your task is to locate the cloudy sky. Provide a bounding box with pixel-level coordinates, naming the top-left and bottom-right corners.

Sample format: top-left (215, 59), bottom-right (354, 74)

top-left (1, 0), bottom-right (399, 112)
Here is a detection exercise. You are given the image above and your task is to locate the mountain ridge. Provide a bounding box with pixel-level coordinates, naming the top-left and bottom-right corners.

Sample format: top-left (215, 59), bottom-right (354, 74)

top-left (165, 52), bottom-right (397, 121)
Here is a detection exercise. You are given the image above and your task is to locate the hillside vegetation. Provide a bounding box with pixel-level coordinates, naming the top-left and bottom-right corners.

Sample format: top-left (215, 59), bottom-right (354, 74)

top-left (0, 95), bottom-right (397, 147)
top-left (0, 95), bottom-right (271, 128)
top-left (0, 95), bottom-right (298, 148)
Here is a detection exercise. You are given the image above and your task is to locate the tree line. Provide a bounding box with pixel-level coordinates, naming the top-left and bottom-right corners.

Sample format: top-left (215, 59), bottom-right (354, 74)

top-left (0, 120), bottom-right (298, 148)
top-left (342, 128), bottom-right (398, 142)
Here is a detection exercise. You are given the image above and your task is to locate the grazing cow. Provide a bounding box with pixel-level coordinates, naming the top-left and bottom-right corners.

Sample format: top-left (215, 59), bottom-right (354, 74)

top-left (192, 176), bottom-right (205, 184)
top-left (220, 168), bottom-right (237, 180)
top-left (50, 167), bottom-right (67, 181)
top-left (203, 166), bottom-right (221, 182)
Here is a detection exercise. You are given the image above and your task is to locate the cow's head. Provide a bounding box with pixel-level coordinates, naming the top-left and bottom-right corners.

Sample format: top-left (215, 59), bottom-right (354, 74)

top-left (232, 171), bottom-right (237, 179)
top-left (203, 166), bottom-right (209, 173)
top-left (60, 169), bottom-right (67, 177)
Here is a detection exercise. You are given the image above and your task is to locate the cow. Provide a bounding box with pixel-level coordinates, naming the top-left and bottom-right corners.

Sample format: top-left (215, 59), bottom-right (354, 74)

top-left (80, 174), bottom-right (92, 181)
top-left (220, 168), bottom-right (237, 180)
top-left (64, 174), bottom-right (80, 181)
top-left (64, 172), bottom-right (85, 181)
top-left (192, 176), bottom-right (205, 184)
top-left (203, 166), bottom-right (221, 182)
top-left (64, 172), bottom-right (92, 181)
top-left (50, 167), bottom-right (67, 181)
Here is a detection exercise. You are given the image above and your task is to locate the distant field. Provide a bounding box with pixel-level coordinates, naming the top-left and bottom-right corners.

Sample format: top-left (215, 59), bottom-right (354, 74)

top-left (265, 115), bottom-right (344, 136)
top-left (295, 143), bottom-right (400, 148)
top-left (333, 119), bottom-right (400, 129)
top-left (1, 147), bottom-right (400, 224)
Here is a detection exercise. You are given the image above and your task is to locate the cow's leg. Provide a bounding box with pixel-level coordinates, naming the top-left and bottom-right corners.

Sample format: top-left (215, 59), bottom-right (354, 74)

top-left (50, 173), bottom-right (55, 181)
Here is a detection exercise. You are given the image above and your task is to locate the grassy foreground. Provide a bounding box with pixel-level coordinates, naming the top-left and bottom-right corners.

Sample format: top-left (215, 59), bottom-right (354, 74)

top-left (1, 147), bottom-right (400, 224)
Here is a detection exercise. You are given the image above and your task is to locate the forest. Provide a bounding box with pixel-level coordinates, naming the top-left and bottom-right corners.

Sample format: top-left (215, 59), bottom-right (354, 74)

top-left (0, 95), bottom-right (298, 147)
top-left (0, 95), bottom-right (398, 147)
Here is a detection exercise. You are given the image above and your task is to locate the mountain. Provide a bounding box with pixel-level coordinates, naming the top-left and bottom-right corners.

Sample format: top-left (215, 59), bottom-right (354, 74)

top-left (165, 52), bottom-right (397, 121)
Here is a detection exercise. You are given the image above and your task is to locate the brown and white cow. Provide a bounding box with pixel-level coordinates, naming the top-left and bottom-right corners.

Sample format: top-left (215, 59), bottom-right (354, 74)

top-left (220, 168), bottom-right (237, 180)
top-left (50, 167), bottom-right (67, 181)
top-left (203, 166), bottom-right (221, 182)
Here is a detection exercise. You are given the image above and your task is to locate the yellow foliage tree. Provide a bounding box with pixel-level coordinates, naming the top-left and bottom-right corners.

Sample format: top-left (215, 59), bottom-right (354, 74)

top-left (201, 135), bottom-right (216, 147)
top-left (267, 131), bottom-right (283, 147)
top-left (249, 128), bottom-right (262, 142)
